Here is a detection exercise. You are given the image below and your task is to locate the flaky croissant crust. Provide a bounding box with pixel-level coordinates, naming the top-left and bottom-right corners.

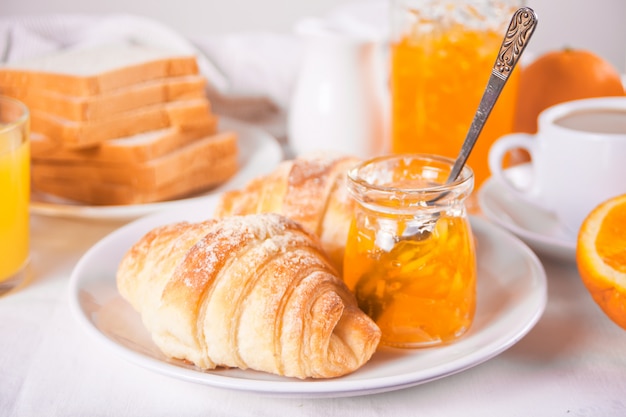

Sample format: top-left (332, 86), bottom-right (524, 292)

top-left (214, 152), bottom-right (360, 274)
top-left (117, 213), bottom-right (380, 379)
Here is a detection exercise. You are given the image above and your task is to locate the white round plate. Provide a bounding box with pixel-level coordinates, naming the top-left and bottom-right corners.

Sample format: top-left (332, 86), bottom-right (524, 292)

top-left (69, 195), bottom-right (547, 398)
top-left (478, 164), bottom-right (576, 263)
top-left (30, 117), bottom-right (283, 221)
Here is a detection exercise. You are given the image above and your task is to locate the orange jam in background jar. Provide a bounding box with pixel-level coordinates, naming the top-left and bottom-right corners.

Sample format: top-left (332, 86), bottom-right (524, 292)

top-left (390, 0), bottom-right (523, 192)
top-left (344, 154), bottom-right (476, 348)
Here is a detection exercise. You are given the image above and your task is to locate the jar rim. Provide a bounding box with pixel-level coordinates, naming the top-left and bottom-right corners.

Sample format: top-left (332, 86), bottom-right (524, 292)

top-left (348, 153), bottom-right (474, 196)
top-left (0, 95), bottom-right (29, 133)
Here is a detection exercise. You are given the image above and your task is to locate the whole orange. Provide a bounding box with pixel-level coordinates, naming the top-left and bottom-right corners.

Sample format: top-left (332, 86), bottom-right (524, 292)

top-left (576, 194), bottom-right (626, 330)
top-left (514, 48), bottom-right (625, 133)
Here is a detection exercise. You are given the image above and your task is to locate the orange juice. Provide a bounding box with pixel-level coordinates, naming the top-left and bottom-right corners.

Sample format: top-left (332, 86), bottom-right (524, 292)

top-left (0, 98), bottom-right (30, 284)
top-left (390, 2), bottom-right (521, 190)
top-left (344, 154), bottom-right (476, 348)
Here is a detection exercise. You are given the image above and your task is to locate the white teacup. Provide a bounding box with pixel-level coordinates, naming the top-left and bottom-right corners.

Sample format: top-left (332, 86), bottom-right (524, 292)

top-left (489, 97), bottom-right (626, 235)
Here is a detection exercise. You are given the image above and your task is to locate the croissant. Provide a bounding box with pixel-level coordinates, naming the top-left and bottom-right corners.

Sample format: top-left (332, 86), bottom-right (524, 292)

top-left (116, 213), bottom-right (381, 379)
top-left (214, 153), bottom-right (360, 274)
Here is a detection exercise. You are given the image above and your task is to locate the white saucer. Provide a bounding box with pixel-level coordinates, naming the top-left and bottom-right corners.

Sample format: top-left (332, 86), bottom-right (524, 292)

top-left (69, 194), bottom-right (547, 398)
top-left (478, 164), bottom-right (576, 263)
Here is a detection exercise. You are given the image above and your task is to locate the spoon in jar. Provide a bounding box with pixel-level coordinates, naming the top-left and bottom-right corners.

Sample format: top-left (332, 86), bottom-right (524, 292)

top-left (397, 6), bottom-right (538, 243)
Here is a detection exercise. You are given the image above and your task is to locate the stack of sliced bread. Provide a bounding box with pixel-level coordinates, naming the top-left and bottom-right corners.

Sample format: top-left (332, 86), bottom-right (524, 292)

top-left (0, 42), bottom-right (238, 205)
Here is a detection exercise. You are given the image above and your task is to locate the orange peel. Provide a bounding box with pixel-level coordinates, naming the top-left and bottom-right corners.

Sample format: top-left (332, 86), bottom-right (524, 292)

top-left (515, 48), bottom-right (625, 134)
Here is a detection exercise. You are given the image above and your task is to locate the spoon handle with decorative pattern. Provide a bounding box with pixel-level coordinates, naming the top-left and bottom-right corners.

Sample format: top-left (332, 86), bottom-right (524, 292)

top-left (447, 7), bottom-right (539, 183)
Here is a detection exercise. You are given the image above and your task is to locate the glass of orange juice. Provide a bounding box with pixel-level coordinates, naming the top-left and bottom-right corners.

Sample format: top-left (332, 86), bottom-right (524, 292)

top-left (389, 0), bottom-right (523, 197)
top-left (0, 96), bottom-right (30, 295)
top-left (344, 154), bottom-right (476, 348)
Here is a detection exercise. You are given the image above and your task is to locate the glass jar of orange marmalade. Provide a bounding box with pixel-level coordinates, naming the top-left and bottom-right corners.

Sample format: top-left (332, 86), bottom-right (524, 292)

top-left (344, 154), bottom-right (476, 348)
top-left (390, 0), bottom-right (524, 194)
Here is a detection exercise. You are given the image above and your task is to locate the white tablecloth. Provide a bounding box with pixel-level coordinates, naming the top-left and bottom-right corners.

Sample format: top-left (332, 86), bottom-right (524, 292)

top-left (2, 10), bottom-right (626, 417)
top-left (2, 212), bottom-right (626, 417)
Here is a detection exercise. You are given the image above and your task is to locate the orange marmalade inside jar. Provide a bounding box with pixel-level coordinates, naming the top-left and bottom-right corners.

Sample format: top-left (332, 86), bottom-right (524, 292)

top-left (344, 154), bottom-right (477, 348)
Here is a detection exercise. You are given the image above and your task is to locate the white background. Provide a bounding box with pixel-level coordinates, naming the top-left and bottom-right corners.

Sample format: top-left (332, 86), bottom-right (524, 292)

top-left (1, 0), bottom-right (625, 72)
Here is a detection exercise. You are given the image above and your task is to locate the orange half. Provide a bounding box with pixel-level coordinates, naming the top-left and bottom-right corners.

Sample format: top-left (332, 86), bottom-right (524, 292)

top-left (576, 194), bottom-right (626, 329)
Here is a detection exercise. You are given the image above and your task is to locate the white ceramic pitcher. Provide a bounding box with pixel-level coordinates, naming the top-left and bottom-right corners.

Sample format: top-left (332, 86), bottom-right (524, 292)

top-left (287, 18), bottom-right (386, 159)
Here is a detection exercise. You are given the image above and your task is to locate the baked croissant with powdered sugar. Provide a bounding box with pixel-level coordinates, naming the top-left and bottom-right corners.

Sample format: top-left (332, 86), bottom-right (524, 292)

top-left (116, 213), bottom-right (380, 379)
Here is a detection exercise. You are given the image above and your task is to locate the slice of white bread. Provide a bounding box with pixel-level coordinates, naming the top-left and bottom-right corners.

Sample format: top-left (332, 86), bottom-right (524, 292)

top-left (30, 117), bottom-right (217, 164)
top-left (0, 42), bottom-right (200, 96)
top-left (32, 131), bottom-right (239, 205)
top-left (33, 130), bottom-right (237, 186)
top-left (1, 75), bottom-right (207, 121)
top-left (32, 98), bottom-right (214, 148)
top-left (32, 157), bottom-right (238, 205)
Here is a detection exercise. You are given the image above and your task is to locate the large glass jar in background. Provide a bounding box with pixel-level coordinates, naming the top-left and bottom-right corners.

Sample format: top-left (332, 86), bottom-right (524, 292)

top-left (389, 0), bottom-right (523, 198)
top-left (344, 154), bottom-right (476, 348)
